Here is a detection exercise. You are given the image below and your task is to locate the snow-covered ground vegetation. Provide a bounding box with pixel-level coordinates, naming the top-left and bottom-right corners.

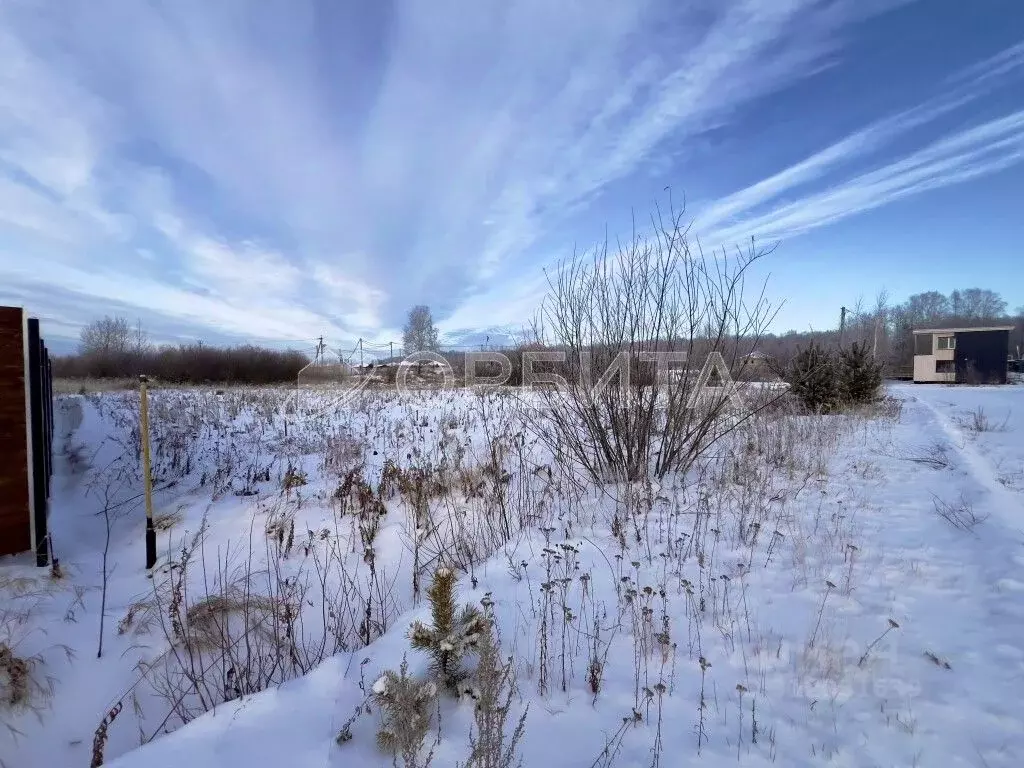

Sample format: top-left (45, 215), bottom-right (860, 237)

top-left (2, 378), bottom-right (1022, 768)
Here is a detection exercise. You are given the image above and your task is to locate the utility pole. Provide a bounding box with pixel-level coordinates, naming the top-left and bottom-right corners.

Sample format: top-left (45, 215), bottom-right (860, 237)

top-left (135, 318), bottom-right (146, 355)
top-left (359, 338), bottom-right (364, 368)
top-left (839, 306), bottom-right (847, 348)
top-left (389, 341), bottom-right (394, 361)
top-left (314, 335), bottom-right (325, 365)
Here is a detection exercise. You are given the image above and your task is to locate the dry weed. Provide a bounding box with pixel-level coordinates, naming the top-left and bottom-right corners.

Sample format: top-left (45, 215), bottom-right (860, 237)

top-left (182, 590), bottom-right (283, 652)
top-left (0, 644), bottom-right (30, 708)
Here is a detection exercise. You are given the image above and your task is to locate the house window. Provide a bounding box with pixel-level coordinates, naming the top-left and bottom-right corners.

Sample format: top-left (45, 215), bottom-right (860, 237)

top-left (935, 360), bottom-right (954, 373)
top-left (914, 334), bottom-right (933, 355)
top-left (936, 335), bottom-right (955, 350)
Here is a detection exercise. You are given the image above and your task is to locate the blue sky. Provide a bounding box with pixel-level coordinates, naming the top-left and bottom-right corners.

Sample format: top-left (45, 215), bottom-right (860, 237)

top-left (1, 0), bottom-right (1022, 354)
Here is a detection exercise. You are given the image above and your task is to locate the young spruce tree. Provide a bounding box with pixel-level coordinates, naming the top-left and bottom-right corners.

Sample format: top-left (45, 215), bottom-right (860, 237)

top-left (838, 341), bottom-right (883, 404)
top-left (786, 342), bottom-right (840, 413)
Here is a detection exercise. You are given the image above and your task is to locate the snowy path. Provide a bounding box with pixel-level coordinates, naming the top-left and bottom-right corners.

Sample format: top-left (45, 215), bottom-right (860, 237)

top-left (857, 385), bottom-right (1024, 767)
top-left (911, 386), bottom-right (1024, 528)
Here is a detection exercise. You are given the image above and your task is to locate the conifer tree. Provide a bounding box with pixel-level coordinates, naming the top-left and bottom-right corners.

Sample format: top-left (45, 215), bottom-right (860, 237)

top-left (786, 342), bottom-right (840, 413)
top-left (372, 655), bottom-right (438, 756)
top-left (409, 567), bottom-right (487, 693)
top-left (838, 341), bottom-right (883, 404)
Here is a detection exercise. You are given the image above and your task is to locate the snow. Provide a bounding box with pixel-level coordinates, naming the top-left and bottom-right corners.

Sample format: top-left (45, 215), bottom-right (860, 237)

top-left (2, 383), bottom-right (1023, 768)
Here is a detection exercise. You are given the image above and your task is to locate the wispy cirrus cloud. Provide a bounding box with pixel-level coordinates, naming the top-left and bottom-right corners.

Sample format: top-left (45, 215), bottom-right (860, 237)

top-left (0, 0), bottom-right (907, 344)
top-left (0, 0), bottom-right (1019, 349)
top-left (694, 39), bottom-right (1024, 248)
top-left (703, 110), bottom-right (1024, 248)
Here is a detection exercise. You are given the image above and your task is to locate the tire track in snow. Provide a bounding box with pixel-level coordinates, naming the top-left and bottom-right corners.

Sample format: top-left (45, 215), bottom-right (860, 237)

top-left (871, 392), bottom-right (1024, 767)
top-left (910, 389), bottom-right (1024, 604)
top-left (914, 393), bottom-right (1024, 537)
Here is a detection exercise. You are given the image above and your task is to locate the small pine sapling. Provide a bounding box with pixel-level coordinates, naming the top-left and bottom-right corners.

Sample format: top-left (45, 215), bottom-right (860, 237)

top-left (409, 567), bottom-right (488, 693)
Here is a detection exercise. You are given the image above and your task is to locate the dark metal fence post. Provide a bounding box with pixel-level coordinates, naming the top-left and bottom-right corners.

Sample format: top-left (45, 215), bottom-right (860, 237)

top-left (139, 375), bottom-right (157, 569)
top-left (27, 319), bottom-right (48, 567)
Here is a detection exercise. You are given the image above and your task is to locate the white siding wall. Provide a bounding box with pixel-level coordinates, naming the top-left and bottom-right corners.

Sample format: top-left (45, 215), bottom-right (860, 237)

top-left (913, 334), bottom-right (955, 382)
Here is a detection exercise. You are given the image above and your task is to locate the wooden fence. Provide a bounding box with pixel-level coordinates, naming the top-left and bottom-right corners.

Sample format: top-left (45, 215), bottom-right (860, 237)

top-left (0, 307), bottom-right (54, 565)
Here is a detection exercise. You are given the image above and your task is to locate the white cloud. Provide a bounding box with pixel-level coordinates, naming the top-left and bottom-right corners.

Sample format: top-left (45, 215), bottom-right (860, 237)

top-left (694, 40), bottom-right (1024, 241)
top-left (0, 25), bottom-right (106, 197)
top-left (735, 113), bottom-right (1024, 240)
top-left (3, 255), bottom-right (344, 343)
top-left (309, 263), bottom-right (388, 330)
top-left (0, 0), bottom-right (1018, 346)
top-left (695, 64), bottom-right (1024, 249)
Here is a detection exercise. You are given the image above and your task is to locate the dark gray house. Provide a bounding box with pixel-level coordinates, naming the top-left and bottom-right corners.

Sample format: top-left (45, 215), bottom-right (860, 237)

top-left (912, 326), bottom-right (1013, 384)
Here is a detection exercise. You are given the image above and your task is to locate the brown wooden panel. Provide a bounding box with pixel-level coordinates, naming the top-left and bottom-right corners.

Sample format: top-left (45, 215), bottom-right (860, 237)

top-left (0, 306), bottom-right (30, 557)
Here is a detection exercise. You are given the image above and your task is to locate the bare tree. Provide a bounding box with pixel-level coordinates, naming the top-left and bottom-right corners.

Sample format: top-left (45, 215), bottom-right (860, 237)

top-left (904, 292), bottom-right (950, 325)
top-left (958, 288), bottom-right (1007, 320)
top-left (845, 291), bottom-right (890, 359)
top-left (403, 306), bottom-right (440, 354)
top-left (949, 289), bottom-right (964, 318)
top-left (871, 289), bottom-right (889, 360)
top-left (89, 455), bottom-right (132, 659)
top-left (520, 203), bottom-right (777, 483)
top-left (78, 316), bottom-right (133, 357)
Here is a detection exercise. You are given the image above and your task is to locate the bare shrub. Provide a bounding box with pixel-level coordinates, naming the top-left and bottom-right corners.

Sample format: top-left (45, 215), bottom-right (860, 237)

top-left (459, 622), bottom-right (528, 768)
top-left (323, 431), bottom-right (366, 475)
top-left (135, 506), bottom-right (375, 733)
top-left (961, 406), bottom-right (1010, 433)
top-left (900, 441), bottom-right (951, 469)
top-left (152, 508), bottom-right (184, 532)
top-left (0, 644), bottom-right (31, 708)
top-left (522, 202), bottom-right (777, 482)
top-left (55, 338), bottom-right (309, 384)
top-left (182, 590), bottom-right (283, 652)
top-left (373, 656), bottom-right (438, 762)
top-left (931, 492), bottom-right (988, 533)
top-left (92, 460), bottom-right (132, 659)
top-left (0, 575), bottom-right (61, 723)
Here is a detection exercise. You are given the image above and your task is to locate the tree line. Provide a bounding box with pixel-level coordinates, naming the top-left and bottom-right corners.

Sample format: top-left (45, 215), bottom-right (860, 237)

top-left (55, 290), bottom-right (1023, 386)
top-left (54, 317), bottom-right (309, 384)
top-left (757, 288), bottom-right (1023, 374)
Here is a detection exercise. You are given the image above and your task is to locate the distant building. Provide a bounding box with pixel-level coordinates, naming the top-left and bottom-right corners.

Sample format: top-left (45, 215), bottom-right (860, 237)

top-left (912, 326), bottom-right (1013, 384)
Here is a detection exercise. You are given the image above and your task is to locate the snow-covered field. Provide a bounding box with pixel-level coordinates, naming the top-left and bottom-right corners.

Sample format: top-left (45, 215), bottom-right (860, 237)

top-left (2, 382), bottom-right (1023, 768)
